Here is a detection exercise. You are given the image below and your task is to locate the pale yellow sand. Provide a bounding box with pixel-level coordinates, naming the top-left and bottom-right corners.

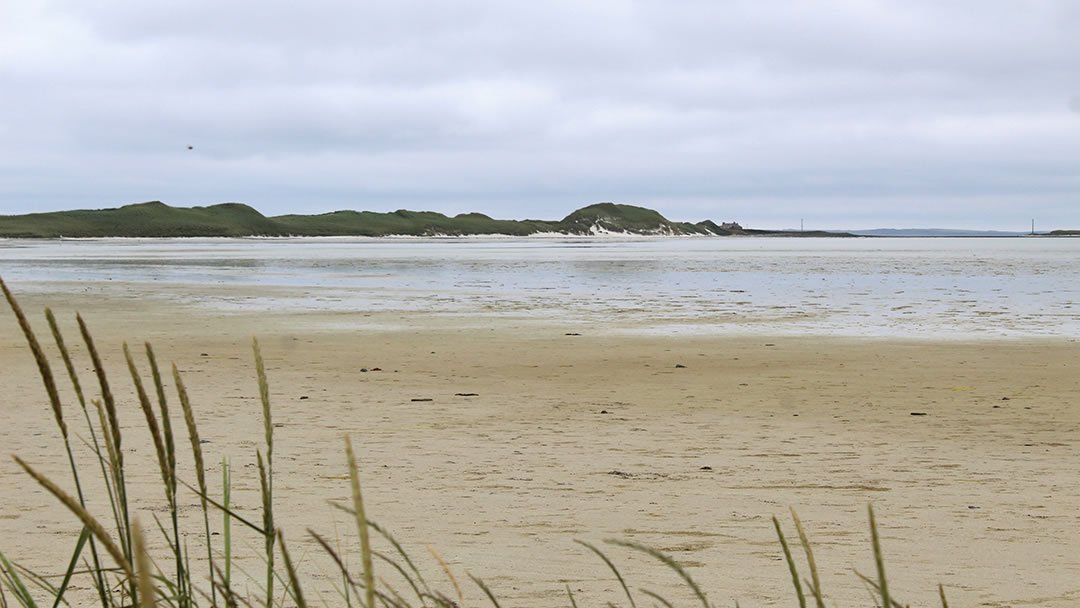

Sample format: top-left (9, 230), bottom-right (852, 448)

top-left (2, 282), bottom-right (1079, 606)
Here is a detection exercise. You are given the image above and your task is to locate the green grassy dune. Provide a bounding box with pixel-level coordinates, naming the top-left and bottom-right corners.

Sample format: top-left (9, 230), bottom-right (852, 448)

top-left (271, 208), bottom-right (554, 237)
top-left (0, 201), bottom-right (853, 238)
top-left (0, 202), bottom-right (282, 238)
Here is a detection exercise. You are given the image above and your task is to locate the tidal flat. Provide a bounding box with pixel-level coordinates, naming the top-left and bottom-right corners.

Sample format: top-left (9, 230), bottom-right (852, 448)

top-left (1, 237), bottom-right (1078, 606)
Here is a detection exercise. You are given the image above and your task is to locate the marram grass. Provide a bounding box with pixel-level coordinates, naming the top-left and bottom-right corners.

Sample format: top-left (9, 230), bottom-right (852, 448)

top-left (0, 276), bottom-right (953, 607)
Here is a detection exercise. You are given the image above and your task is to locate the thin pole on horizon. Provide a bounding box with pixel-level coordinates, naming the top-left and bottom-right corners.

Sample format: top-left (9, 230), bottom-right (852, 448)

top-left (801, 219), bottom-right (804, 232)
top-left (1031, 219), bottom-right (1035, 235)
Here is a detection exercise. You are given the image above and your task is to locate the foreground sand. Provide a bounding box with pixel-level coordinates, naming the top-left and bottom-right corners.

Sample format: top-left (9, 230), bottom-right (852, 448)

top-left (2, 282), bottom-right (1079, 607)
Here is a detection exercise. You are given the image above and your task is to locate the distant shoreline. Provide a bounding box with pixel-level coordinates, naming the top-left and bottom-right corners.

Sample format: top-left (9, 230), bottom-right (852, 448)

top-left (4, 232), bottom-right (1075, 241)
top-left (0, 200), bottom-right (862, 238)
top-left (2, 200), bottom-right (1071, 239)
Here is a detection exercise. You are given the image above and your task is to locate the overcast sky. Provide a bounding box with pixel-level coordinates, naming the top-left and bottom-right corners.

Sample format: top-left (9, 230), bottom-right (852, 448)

top-left (1, 1), bottom-right (1077, 229)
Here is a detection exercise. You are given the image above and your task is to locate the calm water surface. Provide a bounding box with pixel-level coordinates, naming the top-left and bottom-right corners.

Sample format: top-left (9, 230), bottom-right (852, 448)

top-left (2, 237), bottom-right (1078, 338)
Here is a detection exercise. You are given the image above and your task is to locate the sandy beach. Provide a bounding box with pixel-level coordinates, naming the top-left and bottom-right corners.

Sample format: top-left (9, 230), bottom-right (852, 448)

top-left (2, 281), bottom-right (1079, 607)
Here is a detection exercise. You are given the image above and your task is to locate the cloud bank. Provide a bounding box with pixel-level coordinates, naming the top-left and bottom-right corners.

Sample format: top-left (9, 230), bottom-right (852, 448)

top-left (1, 0), bottom-right (1078, 229)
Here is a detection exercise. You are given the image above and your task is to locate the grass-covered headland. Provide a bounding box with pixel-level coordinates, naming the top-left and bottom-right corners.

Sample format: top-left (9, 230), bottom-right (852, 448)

top-left (0, 201), bottom-right (853, 238)
top-left (0, 276), bottom-right (947, 607)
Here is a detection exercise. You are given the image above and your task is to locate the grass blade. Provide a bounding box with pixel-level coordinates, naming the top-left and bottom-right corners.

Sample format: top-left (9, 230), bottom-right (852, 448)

top-left (772, 516), bottom-right (806, 608)
top-left (468, 573), bottom-right (501, 608)
top-left (605, 539), bottom-right (708, 608)
top-left (6, 562), bottom-right (66, 607)
top-left (0, 547), bottom-right (38, 608)
top-left (143, 344), bottom-right (176, 496)
top-left (253, 338), bottom-right (275, 606)
top-left (638, 588), bottom-right (674, 608)
top-left (43, 308), bottom-right (86, 413)
top-left (76, 314), bottom-right (121, 469)
top-left (172, 363), bottom-right (215, 605)
top-left (423, 592), bottom-right (460, 608)
top-left (346, 438), bottom-right (376, 608)
top-left (176, 479), bottom-right (266, 535)
top-left (0, 278), bottom-right (66, 441)
top-left (372, 551), bottom-right (423, 606)
top-left (253, 337), bottom-right (272, 467)
top-left (209, 563), bottom-right (241, 608)
top-left (278, 531), bottom-right (307, 608)
top-left (77, 313), bottom-right (132, 586)
top-left (789, 508), bottom-right (824, 608)
top-left (147, 344), bottom-right (191, 607)
top-left (256, 449), bottom-right (275, 605)
top-left (12, 456), bottom-right (134, 583)
top-left (574, 540), bottom-right (636, 608)
top-left (307, 530), bottom-right (363, 605)
top-left (172, 365), bottom-right (207, 509)
top-left (123, 343), bottom-right (172, 504)
top-left (426, 547), bottom-right (463, 608)
top-left (853, 571), bottom-right (904, 608)
top-left (90, 397), bottom-right (125, 554)
top-left (132, 520), bottom-right (155, 608)
top-left (222, 456), bottom-right (232, 590)
top-left (565, 584), bottom-right (578, 608)
top-left (939, 583), bottom-right (949, 608)
top-left (369, 520), bottom-right (431, 600)
top-left (49, 526), bottom-right (91, 608)
top-left (376, 577), bottom-right (411, 608)
top-left (868, 505), bottom-right (889, 608)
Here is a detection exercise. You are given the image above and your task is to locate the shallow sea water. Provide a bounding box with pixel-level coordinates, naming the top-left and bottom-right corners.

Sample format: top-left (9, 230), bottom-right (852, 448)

top-left (1, 236), bottom-right (1078, 338)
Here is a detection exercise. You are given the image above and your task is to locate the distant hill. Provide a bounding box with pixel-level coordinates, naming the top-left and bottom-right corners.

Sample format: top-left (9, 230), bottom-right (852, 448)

top-left (0, 201), bottom-right (282, 238)
top-left (0, 200), bottom-right (855, 238)
top-left (558, 203), bottom-right (700, 235)
top-left (272, 209), bottom-right (553, 237)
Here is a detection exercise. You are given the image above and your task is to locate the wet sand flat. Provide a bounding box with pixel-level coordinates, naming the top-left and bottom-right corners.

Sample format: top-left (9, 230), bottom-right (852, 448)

top-left (2, 283), bottom-right (1079, 606)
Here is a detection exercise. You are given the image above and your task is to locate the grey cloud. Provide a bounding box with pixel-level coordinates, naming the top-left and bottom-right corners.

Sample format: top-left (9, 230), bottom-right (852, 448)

top-left (1, 0), bottom-right (1078, 229)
